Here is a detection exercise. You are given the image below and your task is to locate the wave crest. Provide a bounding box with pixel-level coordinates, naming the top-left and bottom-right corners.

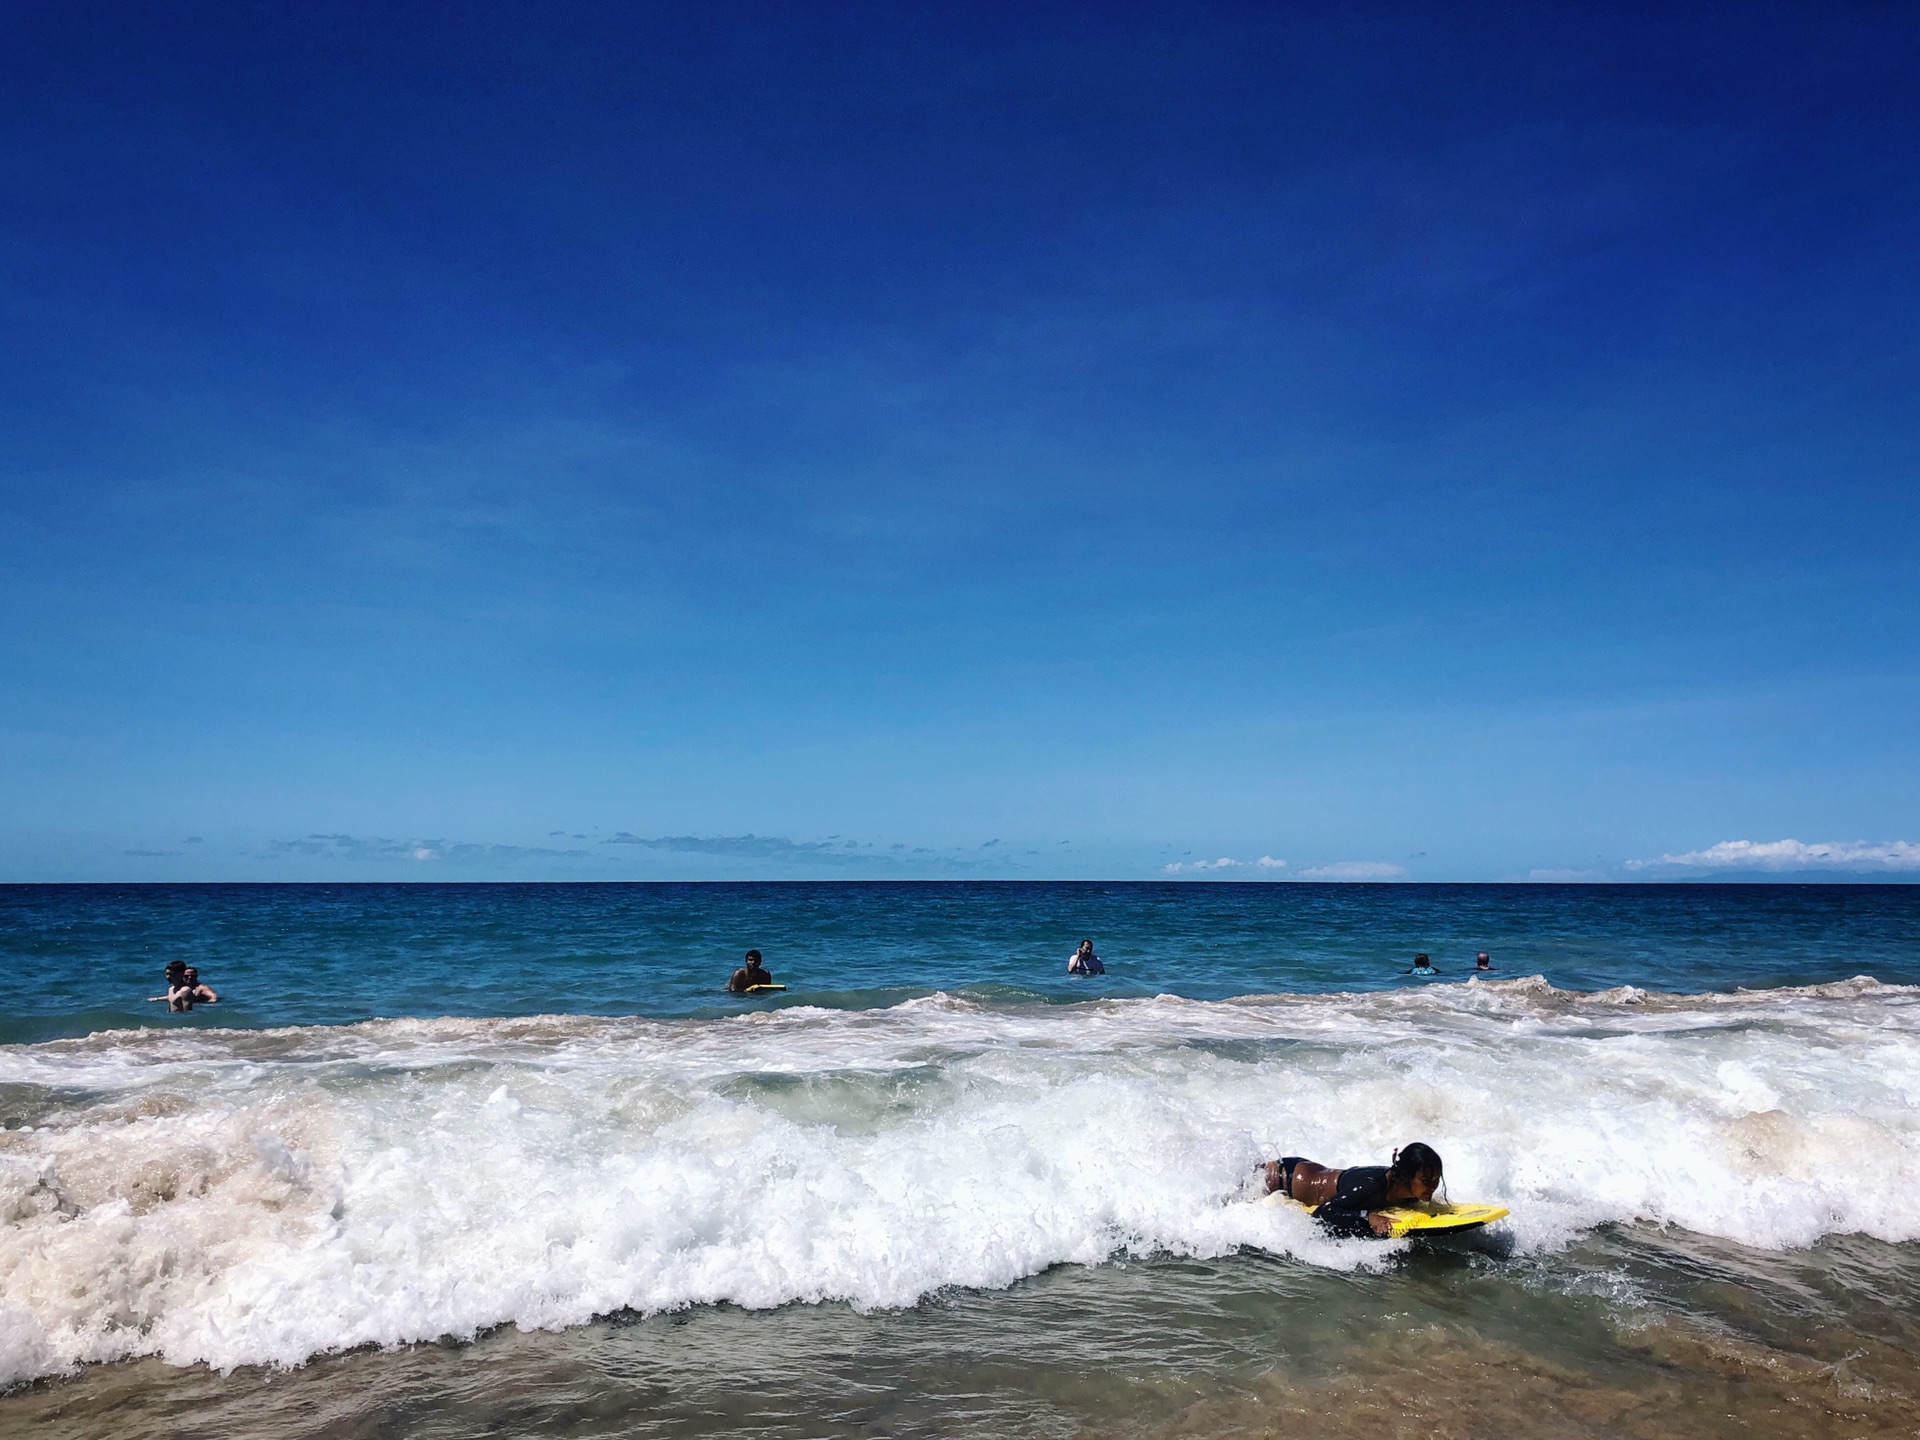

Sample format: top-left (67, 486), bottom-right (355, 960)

top-left (3, 981), bottom-right (1918, 1386)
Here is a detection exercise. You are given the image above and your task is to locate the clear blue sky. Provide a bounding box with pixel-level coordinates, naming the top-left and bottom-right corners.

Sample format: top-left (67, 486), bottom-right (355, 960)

top-left (2, 2), bottom-right (1916, 881)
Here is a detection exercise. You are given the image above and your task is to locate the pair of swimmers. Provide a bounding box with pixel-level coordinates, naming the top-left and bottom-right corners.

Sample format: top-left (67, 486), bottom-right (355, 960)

top-left (728, 938), bottom-right (1113, 989)
top-left (1406, 952), bottom-right (1494, 976)
top-left (1263, 1142), bottom-right (1445, 1237)
top-left (151, 961), bottom-right (218, 1012)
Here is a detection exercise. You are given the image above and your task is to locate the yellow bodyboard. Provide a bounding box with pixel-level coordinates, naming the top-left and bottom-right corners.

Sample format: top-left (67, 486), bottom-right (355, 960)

top-left (1260, 1191), bottom-right (1508, 1236)
top-left (741, 983), bottom-right (786, 993)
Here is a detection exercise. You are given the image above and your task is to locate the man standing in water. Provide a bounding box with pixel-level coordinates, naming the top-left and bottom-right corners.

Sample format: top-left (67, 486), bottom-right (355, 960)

top-left (1067, 939), bottom-right (1105, 975)
top-left (727, 949), bottom-right (774, 994)
top-left (1475, 952), bottom-right (1494, 971)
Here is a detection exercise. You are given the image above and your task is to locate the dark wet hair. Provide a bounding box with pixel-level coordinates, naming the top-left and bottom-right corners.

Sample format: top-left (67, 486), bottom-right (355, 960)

top-left (1413, 953), bottom-right (1430, 963)
top-left (1389, 1142), bottom-right (1443, 1187)
top-left (744, 950), bottom-right (762, 963)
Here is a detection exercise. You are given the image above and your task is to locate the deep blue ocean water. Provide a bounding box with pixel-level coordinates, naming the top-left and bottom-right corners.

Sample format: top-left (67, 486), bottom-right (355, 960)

top-left (4, 881), bottom-right (1917, 1045)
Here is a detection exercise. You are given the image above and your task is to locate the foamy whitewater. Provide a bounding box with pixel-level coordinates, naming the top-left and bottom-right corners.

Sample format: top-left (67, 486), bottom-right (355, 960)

top-left (4, 975), bottom-right (1918, 1387)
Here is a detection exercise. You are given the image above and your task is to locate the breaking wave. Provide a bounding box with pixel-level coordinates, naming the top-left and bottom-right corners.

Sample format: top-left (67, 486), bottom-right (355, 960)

top-left (4, 977), bottom-right (1919, 1386)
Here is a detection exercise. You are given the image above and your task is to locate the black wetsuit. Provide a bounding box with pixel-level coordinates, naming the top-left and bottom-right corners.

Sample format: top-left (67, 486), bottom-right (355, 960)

top-left (1311, 1165), bottom-right (1396, 1237)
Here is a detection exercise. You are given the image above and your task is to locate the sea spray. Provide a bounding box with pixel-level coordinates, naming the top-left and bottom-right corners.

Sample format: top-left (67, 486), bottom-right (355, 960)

top-left (3, 978), bottom-right (1918, 1385)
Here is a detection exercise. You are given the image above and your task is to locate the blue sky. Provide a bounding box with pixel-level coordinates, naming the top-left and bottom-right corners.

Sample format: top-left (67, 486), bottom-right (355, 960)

top-left (2, 1), bottom-right (1917, 881)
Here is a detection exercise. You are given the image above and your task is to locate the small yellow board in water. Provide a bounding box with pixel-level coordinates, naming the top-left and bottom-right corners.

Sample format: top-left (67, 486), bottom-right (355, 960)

top-left (741, 983), bottom-right (787, 994)
top-left (1259, 1190), bottom-right (1508, 1237)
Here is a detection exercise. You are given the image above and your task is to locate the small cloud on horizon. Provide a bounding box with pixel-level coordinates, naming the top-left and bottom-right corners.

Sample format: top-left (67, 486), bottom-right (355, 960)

top-left (601, 832), bottom-right (990, 873)
top-left (1293, 861), bottom-right (1406, 881)
top-left (1625, 838), bottom-right (1920, 873)
top-left (603, 832), bottom-right (844, 859)
top-left (271, 834), bottom-right (589, 863)
top-left (1163, 856), bottom-right (1242, 873)
top-left (1161, 854), bottom-right (1288, 875)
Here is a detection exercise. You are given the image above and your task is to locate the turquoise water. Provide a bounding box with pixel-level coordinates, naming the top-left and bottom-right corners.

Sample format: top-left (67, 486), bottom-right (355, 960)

top-left (5, 882), bottom-right (1917, 1044)
top-left (4, 882), bottom-right (1919, 1436)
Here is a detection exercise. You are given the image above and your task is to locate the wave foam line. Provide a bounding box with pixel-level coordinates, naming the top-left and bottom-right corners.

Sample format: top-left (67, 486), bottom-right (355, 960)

top-left (3, 978), bottom-right (1919, 1385)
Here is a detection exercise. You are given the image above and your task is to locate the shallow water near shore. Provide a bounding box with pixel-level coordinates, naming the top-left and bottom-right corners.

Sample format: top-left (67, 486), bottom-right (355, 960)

top-left (3, 883), bottom-right (1918, 1435)
top-left (9, 1233), bottom-right (1920, 1439)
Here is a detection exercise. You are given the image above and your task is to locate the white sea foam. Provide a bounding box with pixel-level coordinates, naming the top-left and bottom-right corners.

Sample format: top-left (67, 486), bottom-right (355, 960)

top-left (3, 978), bottom-right (1919, 1385)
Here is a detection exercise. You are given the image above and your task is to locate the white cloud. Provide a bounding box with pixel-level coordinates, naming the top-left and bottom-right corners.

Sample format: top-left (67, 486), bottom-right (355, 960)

top-left (272, 833), bottom-right (589, 863)
top-left (1256, 855), bottom-right (1287, 869)
top-left (1625, 838), bottom-right (1920, 873)
top-left (1163, 856), bottom-right (1243, 873)
top-left (1294, 861), bottom-right (1405, 881)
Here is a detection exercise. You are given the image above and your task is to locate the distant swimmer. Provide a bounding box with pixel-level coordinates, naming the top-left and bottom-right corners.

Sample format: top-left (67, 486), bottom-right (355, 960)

top-left (1262, 1143), bottom-right (1445, 1237)
top-left (727, 949), bottom-right (774, 994)
top-left (1066, 939), bottom-right (1105, 976)
top-left (1405, 952), bottom-right (1438, 977)
top-left (1475, 952), bottom-right (1494, 971)
top-left (183, 966), bottom-right (218, 1004)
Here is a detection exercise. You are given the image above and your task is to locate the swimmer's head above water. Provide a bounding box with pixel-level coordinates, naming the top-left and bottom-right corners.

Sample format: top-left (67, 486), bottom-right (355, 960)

top-left (1388, 1141), bottom-right (1444, 1202)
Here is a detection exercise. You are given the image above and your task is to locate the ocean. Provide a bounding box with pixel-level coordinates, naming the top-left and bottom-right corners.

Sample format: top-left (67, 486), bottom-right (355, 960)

top-left (3, 882), bottom-right (1918, 1437)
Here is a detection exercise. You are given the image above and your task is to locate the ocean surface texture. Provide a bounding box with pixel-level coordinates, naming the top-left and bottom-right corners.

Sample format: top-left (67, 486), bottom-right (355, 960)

top-left (3, 882), bottom-right (1918, 1439)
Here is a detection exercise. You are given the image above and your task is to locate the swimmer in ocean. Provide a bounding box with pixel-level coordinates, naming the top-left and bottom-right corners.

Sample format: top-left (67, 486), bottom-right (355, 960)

top-left (1475, 952), bottom-right (1493, 971)
top-left (156, 960), bottom-right (193, 1011)
top-left (727, 949), bottom-right (774, 994)
top-left (182, 966), bottom-right (218, 1004)
top-left (1405, 952), bottom-right (1438, 976)
top-left (1066, 939), bottom-right (1105, 976)
top-left (1262, 1143), bottom-right (1445, 1237)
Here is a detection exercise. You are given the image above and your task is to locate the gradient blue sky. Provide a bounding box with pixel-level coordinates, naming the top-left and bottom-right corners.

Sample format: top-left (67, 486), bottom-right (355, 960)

top-left (3, 1), bottom-right (1917, 881)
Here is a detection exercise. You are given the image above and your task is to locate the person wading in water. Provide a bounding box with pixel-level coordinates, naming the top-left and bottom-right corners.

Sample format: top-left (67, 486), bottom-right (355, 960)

top-left (727, 949), bottom-right (774, 994)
